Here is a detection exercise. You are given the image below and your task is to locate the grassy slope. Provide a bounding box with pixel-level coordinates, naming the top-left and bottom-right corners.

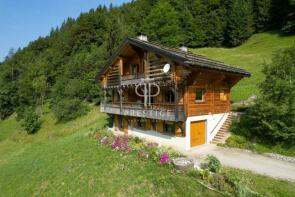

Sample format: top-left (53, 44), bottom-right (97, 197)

top-left (223, 167), bottom-right (295, 197)
top-left (0, 106), bottom-right (220, 196)
top-left (0, 106), bottom-right (294, 196)
top-left (191, 31), bottom-right (295, 101)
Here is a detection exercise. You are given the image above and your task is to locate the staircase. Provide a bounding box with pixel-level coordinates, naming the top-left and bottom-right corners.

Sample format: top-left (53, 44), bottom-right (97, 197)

top-left (211, 113), bottom-right (233, 144)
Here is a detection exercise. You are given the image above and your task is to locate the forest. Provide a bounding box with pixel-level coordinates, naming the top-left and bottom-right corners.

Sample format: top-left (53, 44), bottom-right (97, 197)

top-left (0, 0), bottom-right (294, 133)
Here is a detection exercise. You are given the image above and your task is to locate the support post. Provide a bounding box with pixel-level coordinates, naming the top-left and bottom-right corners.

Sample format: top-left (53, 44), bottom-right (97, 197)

top-left (174, 65), bottom-right (178, 121)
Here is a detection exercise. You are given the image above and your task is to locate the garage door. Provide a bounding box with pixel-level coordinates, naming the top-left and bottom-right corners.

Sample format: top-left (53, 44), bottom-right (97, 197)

top-left (190, 120), bottom-right (206, 147)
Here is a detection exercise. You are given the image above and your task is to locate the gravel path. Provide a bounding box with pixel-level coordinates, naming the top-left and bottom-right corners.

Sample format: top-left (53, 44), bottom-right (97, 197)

top-left (185, 144), bottom-right (295, 181)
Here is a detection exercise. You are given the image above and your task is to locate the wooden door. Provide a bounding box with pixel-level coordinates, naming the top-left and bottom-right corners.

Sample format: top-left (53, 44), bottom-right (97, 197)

top-left (190, 120), bottom-right (206, 147)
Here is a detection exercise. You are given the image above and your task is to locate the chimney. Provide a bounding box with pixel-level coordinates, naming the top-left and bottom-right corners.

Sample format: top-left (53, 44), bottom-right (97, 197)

top-left (137, 32), bottom-right (148, 41)
top-left (180, 46), bottom-right (188, 52)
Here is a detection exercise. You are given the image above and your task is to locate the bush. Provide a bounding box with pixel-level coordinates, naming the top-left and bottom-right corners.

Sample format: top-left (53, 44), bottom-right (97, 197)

top-left (206, 155), bottom-right (221, 173)
top-left (52, 98), bottom-right (89, 122)
top-left (234, 45), bottom-right (295, 145)
top-left (19, 108), bottom-right (42, 134)
top-left (224, 170), bottom-right (260, 197)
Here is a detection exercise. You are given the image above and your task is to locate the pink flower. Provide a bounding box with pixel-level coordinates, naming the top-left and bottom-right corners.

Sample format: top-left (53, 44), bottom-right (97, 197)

top-left (101, 136), bottom-right (109, 145)
top-left (160, 152), bottom-right (169, 165)
top-left (111, 136), bottom-right (121, 149)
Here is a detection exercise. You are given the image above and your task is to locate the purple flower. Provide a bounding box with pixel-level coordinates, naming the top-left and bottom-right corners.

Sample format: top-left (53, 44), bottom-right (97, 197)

top-left (111, 135), bottom-right (121, 149)
top-left (160, 152), bottom-right (169, 165)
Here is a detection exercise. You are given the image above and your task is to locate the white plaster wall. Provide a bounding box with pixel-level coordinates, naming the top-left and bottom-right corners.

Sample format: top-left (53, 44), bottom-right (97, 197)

top-left (109, 127), bottom-right (187, 152)
top-left (185, 113), bottom-right (228, 150)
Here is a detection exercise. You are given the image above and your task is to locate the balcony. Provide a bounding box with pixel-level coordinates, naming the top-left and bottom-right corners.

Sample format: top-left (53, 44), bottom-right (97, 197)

top-left (100, 102), bottom-right (185, 121)
top-left (121, 74), bottom-right (144, 86)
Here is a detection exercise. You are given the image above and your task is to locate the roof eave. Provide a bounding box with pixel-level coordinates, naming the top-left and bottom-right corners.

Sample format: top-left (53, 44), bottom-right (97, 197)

top-left (186, 61), bottom-right (251, 77)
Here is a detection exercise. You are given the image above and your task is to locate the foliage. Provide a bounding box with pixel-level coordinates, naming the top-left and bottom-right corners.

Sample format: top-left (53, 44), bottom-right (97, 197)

top-left (223, 170), bottom-right (260, 197)
top-left (0, 106), bottom-right (295, 196)
top-left (253, 0), bottom-right (272, 31)
top-left (142, 1), bottom-right (184, 46)
top-left (52, 98), bottom-right (89, 122)
top-left (234, 44), bottom-right (295, 145)
top-left (223, 133), bottom-right (295, 157)
top-left (19, 107), bottom-right (42, 134)
top-left (226, 0), bottom-right (254, 46)
top-left (0, 0), bottom-right (294, 124)
top-left (192, 31), bottom-right (295, 101)
top-left (205, 155), bottom-right (221, 173)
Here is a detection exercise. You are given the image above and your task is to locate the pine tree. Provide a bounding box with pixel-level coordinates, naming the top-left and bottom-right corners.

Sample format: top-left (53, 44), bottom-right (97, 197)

top-left (253, 0), bottom-right (272, 31)
top-left (142, 1), bottom-right (184, 46)
top-left (226, 0), bottom-right (254, 46)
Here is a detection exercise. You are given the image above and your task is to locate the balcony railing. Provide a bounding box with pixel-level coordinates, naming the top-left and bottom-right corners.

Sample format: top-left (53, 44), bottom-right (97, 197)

top-left (100, 102), bottom-right (185, 121)
top-left (121, 74), bottom-right (144, 86)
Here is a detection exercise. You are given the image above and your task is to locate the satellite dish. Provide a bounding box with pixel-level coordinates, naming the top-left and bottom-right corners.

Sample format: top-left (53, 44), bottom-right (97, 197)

top-left (163, 63), bottom-right (170, 73)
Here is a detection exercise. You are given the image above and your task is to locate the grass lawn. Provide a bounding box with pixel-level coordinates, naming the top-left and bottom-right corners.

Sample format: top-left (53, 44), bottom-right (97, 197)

top-left (222, 167), bottom-right (295, 197)
top-left (0, 106), bottom-right (295, 196)
top-left (0, 106), bottom-right (220, 196)
top-left (222, 134), bottom-right (295, 157)
top-left (191, 31), bottom-right (295, 101)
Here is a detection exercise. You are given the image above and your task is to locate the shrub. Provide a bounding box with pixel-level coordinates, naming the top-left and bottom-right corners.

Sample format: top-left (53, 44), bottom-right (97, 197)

top-left (224, 170), bottom-right (259, 197)
top-left (199, 169), bottom-right (210, 180)
top-left (206, 155), bottom-right (221, 173)
top-left (234, 45), bottom-right (295, 145)
top-left (52, 98), bottom-right (89, 122)
top-left (19, 108), bottom-right (42, 134)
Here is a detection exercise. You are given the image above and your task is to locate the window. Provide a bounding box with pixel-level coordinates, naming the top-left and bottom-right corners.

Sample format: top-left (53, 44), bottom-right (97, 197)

top-left (165, 89), bottom-right (175, 103)
top-left (164, 122), bottom-right (175, 134)
top-left (136, 118), bottom-right (145, 128)
top-left (131, 64), bottom-right (139, 75)
top-left (220, 90), bottom-right (227, 101)
top-left (195, 89), bottom-right (205, 102)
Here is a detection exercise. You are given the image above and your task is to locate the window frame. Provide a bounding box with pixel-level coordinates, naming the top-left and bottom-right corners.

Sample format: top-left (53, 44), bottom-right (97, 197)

top-left (195, 88), bottom-right (205, 103)
top-left (220, 89), bottom-right (227, 102)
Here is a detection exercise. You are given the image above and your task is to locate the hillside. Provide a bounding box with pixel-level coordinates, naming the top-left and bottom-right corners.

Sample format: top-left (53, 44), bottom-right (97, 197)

top-left (1, 0), bottom-right (294, 121)
top-left (0, 106), bottom-right (221, 196)
top-left (192, 31), bottom-right (295, 101)
top-left (1, 106), bottom-right (295, 196)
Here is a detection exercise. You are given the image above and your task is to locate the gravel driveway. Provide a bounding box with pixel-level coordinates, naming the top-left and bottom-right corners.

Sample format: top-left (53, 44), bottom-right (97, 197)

top-left (185, 144), bottom-right (295, 181)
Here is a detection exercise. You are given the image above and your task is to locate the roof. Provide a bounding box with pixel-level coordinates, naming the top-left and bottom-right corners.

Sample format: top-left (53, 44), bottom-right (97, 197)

top-left (97, 37), bottom-right (251, 79)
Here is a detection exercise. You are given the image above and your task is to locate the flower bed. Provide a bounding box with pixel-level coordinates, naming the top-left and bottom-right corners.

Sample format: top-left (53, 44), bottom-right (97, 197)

top-left (90, 129), bottom-right (260, 196)
top-left (92, 129), bottom-right (181, 166)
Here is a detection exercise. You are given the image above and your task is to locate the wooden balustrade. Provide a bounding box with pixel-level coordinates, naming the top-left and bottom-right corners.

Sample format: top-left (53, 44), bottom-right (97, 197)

top-left (101, 102), bottom-right (185, 121)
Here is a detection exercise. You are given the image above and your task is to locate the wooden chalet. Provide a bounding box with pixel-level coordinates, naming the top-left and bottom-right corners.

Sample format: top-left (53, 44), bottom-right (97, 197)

top-left (97, 34), bottom-right (250, 150)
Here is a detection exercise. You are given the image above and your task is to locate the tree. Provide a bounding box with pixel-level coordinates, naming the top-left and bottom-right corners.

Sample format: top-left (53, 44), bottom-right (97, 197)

top-left (226, 0), bottom-right (254, 46)
top-left (32, 75), bottom-right (48, 114)
top-left (142, 0), bottom-right (184, 46)
top-left (237, 44), bottom-right (295, 144)
top-left (281, 0), bottom-right (295, 33)
top-left (19, 107), bottom-right (42, 134)
top-left (253, 0), bottom-right (272, 31)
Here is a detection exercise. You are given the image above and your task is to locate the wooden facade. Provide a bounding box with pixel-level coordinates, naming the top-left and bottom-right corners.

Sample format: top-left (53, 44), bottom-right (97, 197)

top-left (98, 37), bottom-right (249, 138)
